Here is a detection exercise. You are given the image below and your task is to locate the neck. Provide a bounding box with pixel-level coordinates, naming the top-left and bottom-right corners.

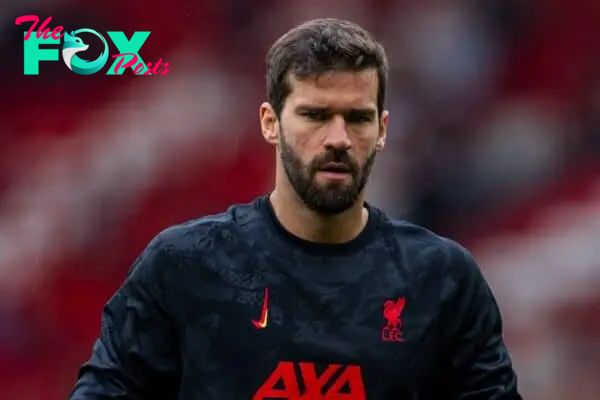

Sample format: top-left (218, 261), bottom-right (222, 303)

top-left (269, 186), bottom-right (368, 244)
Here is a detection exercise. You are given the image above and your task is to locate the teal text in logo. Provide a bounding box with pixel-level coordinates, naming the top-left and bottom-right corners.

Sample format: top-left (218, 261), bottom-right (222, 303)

top-left (16, 15), bottom-right (171, 75)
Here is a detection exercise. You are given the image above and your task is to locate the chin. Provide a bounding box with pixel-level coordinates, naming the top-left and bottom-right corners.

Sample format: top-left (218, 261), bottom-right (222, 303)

top-left (314, 176), bottom-right (353, 187)
top-left (314, 202), bottom-right (356, 216)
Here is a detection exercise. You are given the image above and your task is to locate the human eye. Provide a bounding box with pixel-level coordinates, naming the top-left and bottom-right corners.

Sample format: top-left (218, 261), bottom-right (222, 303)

top-left (345, 110), bottom-right (375, 124)
top-left (300, 108), bottom-right (329, 122)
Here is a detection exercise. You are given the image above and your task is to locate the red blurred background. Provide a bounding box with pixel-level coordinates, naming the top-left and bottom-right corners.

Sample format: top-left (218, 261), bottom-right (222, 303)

top-left (1, 0), bottom-right (599, 398)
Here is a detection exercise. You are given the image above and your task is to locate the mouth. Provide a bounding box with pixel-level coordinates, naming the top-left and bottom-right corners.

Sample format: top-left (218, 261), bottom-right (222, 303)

top-left (317, 163), bottom-right (352, 181)
top-left (319, 162), bottom-right (352, 173)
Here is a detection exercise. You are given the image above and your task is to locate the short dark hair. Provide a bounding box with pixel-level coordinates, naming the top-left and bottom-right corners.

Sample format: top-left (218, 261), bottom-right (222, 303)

top-left (266, 18), bottom-right (389, 118)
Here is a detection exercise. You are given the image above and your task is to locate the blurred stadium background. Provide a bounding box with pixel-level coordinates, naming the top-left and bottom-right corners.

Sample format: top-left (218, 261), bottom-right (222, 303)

top-left (1, 0), bottom-right (600, 398)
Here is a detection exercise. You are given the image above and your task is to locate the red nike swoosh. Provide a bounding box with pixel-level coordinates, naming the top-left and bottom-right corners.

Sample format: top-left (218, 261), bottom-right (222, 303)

top-left (251, 288), bottom-right (269, 329)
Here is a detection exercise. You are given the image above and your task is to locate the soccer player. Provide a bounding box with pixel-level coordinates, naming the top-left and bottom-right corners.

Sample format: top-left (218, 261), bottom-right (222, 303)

top-left (70, 18), bottom-right (522, 399)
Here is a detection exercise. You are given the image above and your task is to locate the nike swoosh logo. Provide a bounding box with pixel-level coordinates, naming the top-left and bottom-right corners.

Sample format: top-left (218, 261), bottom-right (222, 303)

top-left (251, 288), bottom-right (269, 329)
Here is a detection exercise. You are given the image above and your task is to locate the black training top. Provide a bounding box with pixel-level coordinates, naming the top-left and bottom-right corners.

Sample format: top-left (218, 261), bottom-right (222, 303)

top-left (70, 195), bottom-right (522, 399)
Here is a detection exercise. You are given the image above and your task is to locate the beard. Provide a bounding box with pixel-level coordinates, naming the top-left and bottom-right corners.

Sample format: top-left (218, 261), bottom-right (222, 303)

top-left (279, 128), bottom-right (376, 216)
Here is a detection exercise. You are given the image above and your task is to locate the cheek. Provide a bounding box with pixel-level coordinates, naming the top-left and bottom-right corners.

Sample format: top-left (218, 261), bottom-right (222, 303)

top-left (351, 132), bottom-right (378, 160)
top-left (294, 122), bottom-right (324, 146)
top-left (281, 117), bottom-right (312, 147)
top-left (281, 129), bottom-right (313, 165)
top-left (292, 128), bottom-right (323, 157)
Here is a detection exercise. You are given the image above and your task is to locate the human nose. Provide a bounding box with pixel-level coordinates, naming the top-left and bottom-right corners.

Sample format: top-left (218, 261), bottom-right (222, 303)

top-left (323, 116), bottom-right (351, 150)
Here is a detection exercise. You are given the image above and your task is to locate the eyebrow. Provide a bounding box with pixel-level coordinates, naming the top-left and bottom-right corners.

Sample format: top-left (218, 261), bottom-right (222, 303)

top-left (294, 105), bottom-right (377, 116)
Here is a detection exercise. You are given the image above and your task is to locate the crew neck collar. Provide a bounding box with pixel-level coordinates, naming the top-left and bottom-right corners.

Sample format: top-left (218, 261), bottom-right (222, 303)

top-left (256, 194), bottom-right (380, 256)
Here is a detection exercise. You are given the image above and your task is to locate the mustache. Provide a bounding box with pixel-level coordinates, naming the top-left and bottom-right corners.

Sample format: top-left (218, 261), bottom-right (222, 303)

top-left (311, 148), bottom-right (359, 173)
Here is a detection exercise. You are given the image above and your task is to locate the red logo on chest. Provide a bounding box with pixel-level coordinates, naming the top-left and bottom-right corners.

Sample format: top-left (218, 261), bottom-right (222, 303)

top-left (382, 297), bottom-right (406, 342)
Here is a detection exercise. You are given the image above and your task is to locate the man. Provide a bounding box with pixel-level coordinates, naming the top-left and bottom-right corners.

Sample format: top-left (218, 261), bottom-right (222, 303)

top-left (70, 18), bottom-right (522, 399)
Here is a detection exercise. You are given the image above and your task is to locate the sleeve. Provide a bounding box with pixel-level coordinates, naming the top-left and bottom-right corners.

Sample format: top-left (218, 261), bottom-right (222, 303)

top-left (69, 234), bottom-right (181, 400)
top-left (442, 241), bottom-right (523, 399)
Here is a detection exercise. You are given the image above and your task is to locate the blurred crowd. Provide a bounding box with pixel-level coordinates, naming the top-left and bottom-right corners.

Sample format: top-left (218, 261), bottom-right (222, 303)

top-left (1, 0), bottom-right (599, 398)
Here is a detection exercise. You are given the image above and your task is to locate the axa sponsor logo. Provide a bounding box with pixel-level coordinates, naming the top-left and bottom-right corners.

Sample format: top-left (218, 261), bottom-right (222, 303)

top-left (253, 361), bottom-right (365, 399)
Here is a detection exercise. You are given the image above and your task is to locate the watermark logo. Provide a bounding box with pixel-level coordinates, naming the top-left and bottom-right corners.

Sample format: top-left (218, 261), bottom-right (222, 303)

top-left (15, 15), bottom-right (171, 75)
top-left (63, 29), bottom-right (109, 75)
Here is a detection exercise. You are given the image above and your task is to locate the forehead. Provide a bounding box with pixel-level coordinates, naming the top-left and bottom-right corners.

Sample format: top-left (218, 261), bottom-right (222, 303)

top-left (285, 69), bottom-right (378, 110)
